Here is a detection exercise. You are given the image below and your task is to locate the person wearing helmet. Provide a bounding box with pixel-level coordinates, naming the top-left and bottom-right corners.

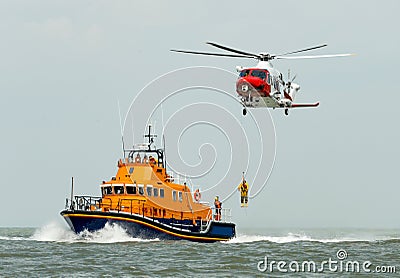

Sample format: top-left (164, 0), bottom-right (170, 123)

top-left (214, 196), bottom-right (222, 221)
top-left (135, 153), bottom-right (141, 163)
top-left (238, 175), bottom-right (249, 207)
top-left (149, 155), bottom-right (157, 166)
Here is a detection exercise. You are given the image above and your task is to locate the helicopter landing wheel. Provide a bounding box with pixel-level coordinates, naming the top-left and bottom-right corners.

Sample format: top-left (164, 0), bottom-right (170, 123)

top-left (285, 109), bottom-right (289, 116)
top-left (242, 108), bottom-right (247, 116)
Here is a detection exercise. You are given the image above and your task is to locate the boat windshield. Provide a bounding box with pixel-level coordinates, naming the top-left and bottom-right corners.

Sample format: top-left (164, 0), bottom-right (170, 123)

top-left (250, 70), bottom-right (266, 80)
top-left (102, 186), bottom-right (112, 195)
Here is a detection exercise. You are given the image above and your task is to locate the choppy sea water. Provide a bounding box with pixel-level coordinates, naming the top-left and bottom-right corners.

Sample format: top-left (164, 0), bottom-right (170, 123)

top-left (0, 223), bottom-right (399, 277)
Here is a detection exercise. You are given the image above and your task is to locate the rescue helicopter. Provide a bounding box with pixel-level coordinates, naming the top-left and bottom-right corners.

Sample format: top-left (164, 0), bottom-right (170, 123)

top-left (171, 42), bottom-right (352, 116)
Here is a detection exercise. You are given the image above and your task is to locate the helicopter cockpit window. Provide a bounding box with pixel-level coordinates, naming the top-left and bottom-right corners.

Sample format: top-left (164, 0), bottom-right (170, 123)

top-left (239, 70), bottom-right (250, 77)
top-left (250, 70), bottom-right (266, 80)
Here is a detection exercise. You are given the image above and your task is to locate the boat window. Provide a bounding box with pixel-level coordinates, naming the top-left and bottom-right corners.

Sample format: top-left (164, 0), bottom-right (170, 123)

top-left (129, 167), bottom-right (134, 174)
top-left (146, 185), bottom-right (153, 196)
top-left (239, 69), bottom-right (250, 77)
top-left (114, 185), bottom-right (124, 194)
top-left (160, 188), bottom-right (165, 198)
top-left (138, 184), bottom-right (144, 195)
top-left (251, 70), bottom-right (267, 80)
top-left (153, 188), bottom-right (159, 197)
top-left (172, 191), bottom-right (177, 201)
top-left (103, 186), bottom-right (112, 195)
top-left (126, 185), bottom-right (136, 194)
top-left (178, 192), bottom-right (183, 202)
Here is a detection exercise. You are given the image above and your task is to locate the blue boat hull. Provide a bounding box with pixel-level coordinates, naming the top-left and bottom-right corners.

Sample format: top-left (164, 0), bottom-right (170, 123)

top-left (60, 210), bottom-right (236, 242)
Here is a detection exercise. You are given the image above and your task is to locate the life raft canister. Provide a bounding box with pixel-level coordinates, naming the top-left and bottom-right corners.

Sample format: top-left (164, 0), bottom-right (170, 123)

top-left (194, 189), bottom-right (201, 202)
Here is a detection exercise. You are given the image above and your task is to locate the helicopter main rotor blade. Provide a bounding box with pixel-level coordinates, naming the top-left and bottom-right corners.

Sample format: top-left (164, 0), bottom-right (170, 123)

top-left (276, 44), bottom-right (328, 56)
top-left (206, 42), bottom-right (259, 58)
top-left (276, 53), bottom-right (354, 60)
top-left (170, 49), bottom-right (255, 58)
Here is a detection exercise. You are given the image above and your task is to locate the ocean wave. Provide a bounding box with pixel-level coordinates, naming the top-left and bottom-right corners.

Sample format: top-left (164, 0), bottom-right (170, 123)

top-left (225, 232), bottom-right (400, 244)
top-left (29, 222), bottom-right (159, 243)
top-left (0, 235), bottom-right (29, 241)
top-left (77, 223), bottom-right (159, 243)
top-left (2, 226), bottom-right (398, 244)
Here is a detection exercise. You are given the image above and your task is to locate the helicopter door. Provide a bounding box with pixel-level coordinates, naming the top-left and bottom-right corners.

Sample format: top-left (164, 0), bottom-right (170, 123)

top-left (264, 71), bottom-right (272, 96)
top-left (270, 76), bottom-right (281, 100)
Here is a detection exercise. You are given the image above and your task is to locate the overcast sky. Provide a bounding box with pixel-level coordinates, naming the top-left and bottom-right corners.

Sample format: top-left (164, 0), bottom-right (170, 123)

top-left (1, 0), bottom-right (399, 229)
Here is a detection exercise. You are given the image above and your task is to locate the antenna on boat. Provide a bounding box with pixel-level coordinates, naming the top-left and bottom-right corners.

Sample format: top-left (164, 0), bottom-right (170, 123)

top-left (144, 124), bottom-right (157, 150)
top-left (117, 100), bottom-right (125, 158)
top-left (70, 176), bottom-right (74, 210)
top-left (153, 120), bottom-right (157, 148)
top-left (161, 103), bottom-right (167, 169)
top-left (163, 133), bottom-right (167, 169)
top-left (131, 112), bottom-right (135, 151)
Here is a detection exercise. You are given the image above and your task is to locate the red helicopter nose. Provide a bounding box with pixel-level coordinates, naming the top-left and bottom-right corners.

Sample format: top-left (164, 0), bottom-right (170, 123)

top-left (242, 76), bottom-right (264, 87)
top-left (237, 79), bottom-right (266, 97)
top-left (237, 76), bottom-right (266, 93)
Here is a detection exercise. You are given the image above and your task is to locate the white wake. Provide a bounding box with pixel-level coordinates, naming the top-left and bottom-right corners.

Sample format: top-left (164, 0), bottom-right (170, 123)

top-left (29, 222), bottom-right (159, 243)
top-left (225, 232), bottom-right (400, 244)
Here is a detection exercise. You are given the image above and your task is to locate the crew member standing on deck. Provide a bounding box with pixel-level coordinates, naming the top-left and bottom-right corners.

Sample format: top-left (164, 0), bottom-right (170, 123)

top-left (238, 173), bottom-right (249, 207)
top-left (149, 155), bottom-right (157, 166)
top-left (135, 153), bottom-right (141, 163)
top-left (214, 196), bottom-right (222, 221)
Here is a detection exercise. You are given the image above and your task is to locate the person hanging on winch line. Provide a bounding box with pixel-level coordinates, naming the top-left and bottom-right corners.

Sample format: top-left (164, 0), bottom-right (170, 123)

top-left (238, 172), bottom-right (249, 207)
